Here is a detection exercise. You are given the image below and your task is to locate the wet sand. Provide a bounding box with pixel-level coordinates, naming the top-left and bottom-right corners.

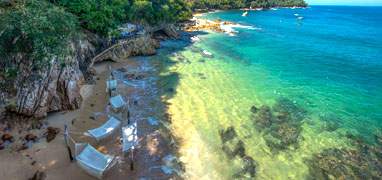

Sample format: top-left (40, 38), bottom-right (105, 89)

top-left (0, 56), bottom-right (180, 179)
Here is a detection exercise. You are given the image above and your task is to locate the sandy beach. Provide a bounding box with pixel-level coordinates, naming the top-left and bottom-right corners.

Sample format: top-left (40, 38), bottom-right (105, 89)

top-left (0, 56), bottom-right (181, 179)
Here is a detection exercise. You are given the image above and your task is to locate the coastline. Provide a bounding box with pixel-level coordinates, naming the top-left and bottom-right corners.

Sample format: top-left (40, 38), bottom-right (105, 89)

top-left (0, 11), bottom-right (256, 179)
top-left (0, 53), bottom-right (185, 179)
top-left (4, 5), bottom-right (382, 180)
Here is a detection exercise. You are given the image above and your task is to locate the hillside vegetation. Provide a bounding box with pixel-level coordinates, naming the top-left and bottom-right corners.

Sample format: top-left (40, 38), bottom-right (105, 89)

top-left (0, 0), bottom-right (306, 88)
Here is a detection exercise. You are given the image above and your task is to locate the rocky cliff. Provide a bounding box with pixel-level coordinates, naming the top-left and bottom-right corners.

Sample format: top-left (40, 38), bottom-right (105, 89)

top-left (1, 27), bottom-right (172, 118)
top-left (2, 33), bottom-right (99, 118)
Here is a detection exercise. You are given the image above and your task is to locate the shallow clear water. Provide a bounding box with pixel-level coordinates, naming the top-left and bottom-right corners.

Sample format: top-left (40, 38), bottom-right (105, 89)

top-left (163, 6), bottom-right (382, 179)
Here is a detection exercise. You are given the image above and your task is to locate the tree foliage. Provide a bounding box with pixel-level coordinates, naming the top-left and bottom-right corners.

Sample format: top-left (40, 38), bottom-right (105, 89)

top-left (0, 0), bottom-right (306, 83)
top-left (0, 0), bottom-right (78, 79)
top-left (55, 0), bottom-right (129, 35)
top-left (53, 0), bottom-right (192, 35)
top-left (190, 0), bottom-right (307, 10)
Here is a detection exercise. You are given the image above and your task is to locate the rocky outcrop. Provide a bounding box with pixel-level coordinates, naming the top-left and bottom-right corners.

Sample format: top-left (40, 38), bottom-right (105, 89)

top-left (92, 34), bottom-right (159, 63)
top-left (9, 33), bottom-right (99, 118)
top-left (1, 28), bottom-right (165, 118)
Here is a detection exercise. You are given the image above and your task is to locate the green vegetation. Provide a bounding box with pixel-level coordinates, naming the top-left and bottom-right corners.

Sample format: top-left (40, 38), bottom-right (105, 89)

top-left (53, 0), bottom-right (192, 35)
top-left (191, 0), bottom-right (307, 10)
top-left (0, 0), bottom-right (78, 81)
top-left (54, 0), bottom-right (129, 35)
top-left (0, 0), bottom-right (306, 85)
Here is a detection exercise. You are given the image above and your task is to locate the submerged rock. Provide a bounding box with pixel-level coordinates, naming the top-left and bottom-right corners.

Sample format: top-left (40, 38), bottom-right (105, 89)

top-left (219, 126), bottom-right (237, 143)
top-left (269, 122), bottom-right (301, 150)
top-left (251, 98), bottom-right (306, 151)
top-left (233, 155), bottom-right (257, 179)
top-left (273, 98), bottom-right (306, 122)
top-left (319, 115), bottom-right (341, 132)
top-left (250, 105), bottom-right (258, 113)
top-left (219, 127), bottom-right (258, 178)
top-left (222, 140), bottom-right (246, 159)
top-left (374, 131), bottom-right (382, 145)
top-left (252, 105), bottom-right (273, 130)
top-left (306, 145), bottom-right (382, 179)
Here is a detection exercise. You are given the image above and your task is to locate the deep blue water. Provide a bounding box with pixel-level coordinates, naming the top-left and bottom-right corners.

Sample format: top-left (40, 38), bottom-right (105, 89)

top-left (202, 6), bottom-right (382, 139)
top-left (164, 6), bottom-right (382, 178)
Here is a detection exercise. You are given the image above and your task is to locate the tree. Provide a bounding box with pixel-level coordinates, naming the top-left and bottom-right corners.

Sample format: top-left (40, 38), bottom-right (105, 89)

top-left (54, 0), bottom-right (130, 35)
top-left (0, 0), bottom-right (78, 79)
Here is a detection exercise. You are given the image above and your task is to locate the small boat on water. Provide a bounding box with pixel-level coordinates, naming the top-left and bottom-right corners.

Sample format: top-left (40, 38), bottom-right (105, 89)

top-left (297, 16), bottom-right (304, 20)
top-left (294, 13), bottom-right (299, 17)
top-left (202, 50), bottom-right (213, 58)
top-left (191, 36), bottom-right (200, 42)
top-left (242, 11), bottom-right (248, 17)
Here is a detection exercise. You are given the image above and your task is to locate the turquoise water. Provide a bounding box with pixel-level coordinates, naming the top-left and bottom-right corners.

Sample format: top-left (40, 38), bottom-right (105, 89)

top-left (164, 6), bottom-right (382, 179)
top-left (204, 6), bottom-right (382, 135)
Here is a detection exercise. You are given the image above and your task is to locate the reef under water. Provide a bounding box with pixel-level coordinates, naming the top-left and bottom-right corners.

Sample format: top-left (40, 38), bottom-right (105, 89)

top-left (251, 98), bottom-right (306, 152)
top-left (219, 126), bottom-right (257, 179)
top-left (306, 133), bottom-right (382, 179)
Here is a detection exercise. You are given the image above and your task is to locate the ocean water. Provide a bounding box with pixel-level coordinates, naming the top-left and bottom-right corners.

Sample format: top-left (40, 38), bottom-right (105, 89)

top-left (162, 6), bottom-right (382, 179)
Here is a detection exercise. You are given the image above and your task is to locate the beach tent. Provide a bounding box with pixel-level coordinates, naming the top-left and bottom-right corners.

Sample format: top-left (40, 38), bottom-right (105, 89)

top-left (106, 79), bottom-right (118, 91)
top-left (64, 128), bottom-right (116, 179)
top-left (122, 122), bottom-right (138, 153)
top-left (88, 116), bottom-right (121, 141)
top-left (110, 95), bottom-right (127, 111)
top-left (76, 143), bottom-right (116, 179)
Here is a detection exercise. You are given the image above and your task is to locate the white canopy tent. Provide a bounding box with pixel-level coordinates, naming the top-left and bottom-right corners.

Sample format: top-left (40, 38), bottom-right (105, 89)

top-left (122, 122), bottom-right (138, 153)
top-left (76, 143), bottom-right (116, 179)
top-left (106, 79), bottom-right (118, 91)
top-left (110, 95), bottom-right (127, 112)
top-left (88, 116), bottom-right (121, 141)
top-left (65, 127), bottom-right (116, 179)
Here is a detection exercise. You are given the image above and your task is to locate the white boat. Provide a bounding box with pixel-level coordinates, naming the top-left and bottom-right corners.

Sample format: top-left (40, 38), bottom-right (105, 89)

top-left (297, 16), bottom-right (304, 20)
top-left (242, 11), bottom-right (248, 17)
top-left (191, 36), bottom-right (200, 42)
top-left (294, 13), bottom-right (299, 17)
top-left (202, 50), bottom-right (213, 58)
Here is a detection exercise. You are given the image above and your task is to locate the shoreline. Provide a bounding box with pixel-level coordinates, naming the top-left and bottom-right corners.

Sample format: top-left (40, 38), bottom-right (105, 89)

top-left (0, 6), bottom-right (308, 179)
top-left (0, 12), bottom-right (223, 179)
top-left (0, 52), bottom-right (185, 179)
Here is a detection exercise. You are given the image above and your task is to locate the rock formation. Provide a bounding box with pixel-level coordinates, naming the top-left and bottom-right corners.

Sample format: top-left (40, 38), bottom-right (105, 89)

top-left (6, 33), bottom-right (98, 118)
top-left (1, 24), bottom-right (177, 118)
top-left (91, 34), bottom-right (159, 63)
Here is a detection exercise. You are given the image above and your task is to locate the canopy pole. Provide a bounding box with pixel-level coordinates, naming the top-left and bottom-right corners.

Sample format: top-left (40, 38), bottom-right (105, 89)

top-left (130, 149), bottom-right (134, 171)
top-left (64, 125), bottom-right (74, 161)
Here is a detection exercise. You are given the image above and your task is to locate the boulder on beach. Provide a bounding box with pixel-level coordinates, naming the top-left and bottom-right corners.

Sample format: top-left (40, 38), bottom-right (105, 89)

top-left (29, 170), bottom-right (46, 180)
top-left (1, 133), bottom-right (14, 142)
top-left (46, 127), bottom-right (60, 143)
top-left (0, 140), bottom-right (4, 150)
top-left (25, 134), bottom-right (38, 142)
